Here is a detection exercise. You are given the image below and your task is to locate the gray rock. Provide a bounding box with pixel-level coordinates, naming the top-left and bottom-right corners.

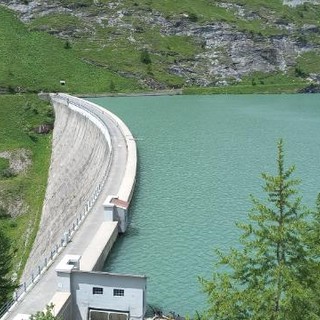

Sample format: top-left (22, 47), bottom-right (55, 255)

top-left (1, 0), bottom-right (319, 87)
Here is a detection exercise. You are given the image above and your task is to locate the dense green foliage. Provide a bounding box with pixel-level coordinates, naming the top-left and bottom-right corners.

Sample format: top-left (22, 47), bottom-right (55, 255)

top-left (200, 140), bottom-right (320, 319)
top-left (30, 304), bottom-right (57, 320)
top-left (0, 228), bottom-right (16, 306)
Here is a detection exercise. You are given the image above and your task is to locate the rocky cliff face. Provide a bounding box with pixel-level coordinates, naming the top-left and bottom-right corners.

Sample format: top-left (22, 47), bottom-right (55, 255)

top-left (1, 0), bottom-right (320, 88)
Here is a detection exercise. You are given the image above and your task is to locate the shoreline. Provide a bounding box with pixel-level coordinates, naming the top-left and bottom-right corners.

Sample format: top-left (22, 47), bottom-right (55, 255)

top-left (74, 84), bottom-right (320, 98)
top-left (77, 89), bottom-right (183, 98)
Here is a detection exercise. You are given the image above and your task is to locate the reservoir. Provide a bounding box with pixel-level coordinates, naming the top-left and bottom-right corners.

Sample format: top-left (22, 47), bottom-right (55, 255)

top-left (89, 94), bottom-right (320, 316)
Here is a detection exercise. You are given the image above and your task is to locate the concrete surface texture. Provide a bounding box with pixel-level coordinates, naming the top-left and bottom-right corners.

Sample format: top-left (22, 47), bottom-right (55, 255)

top-left (5, 93), bottom-right (133, 319)
top-left (22, 100), bottom-right (111, 282)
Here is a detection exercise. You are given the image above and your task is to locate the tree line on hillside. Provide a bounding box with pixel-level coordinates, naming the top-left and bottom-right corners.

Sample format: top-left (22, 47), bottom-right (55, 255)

top-left (1, 139), bottom-right (320, 319)
top-left (0, 229), bottom-right (16, 308)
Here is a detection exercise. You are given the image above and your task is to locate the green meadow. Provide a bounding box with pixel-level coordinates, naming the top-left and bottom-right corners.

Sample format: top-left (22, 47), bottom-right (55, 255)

top-left (0, 95), bottom-right (53, 278)
top-left (0, 7), bottom-right (139, 94)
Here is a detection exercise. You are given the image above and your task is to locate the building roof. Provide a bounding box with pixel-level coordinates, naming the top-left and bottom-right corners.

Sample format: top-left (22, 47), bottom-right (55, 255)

top-left (111, 198), bottom-right (129, 209)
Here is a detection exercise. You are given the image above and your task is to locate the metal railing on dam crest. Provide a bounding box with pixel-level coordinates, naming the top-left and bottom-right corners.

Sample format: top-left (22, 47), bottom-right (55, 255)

top-left (0, 93), bottom-right (138, 320)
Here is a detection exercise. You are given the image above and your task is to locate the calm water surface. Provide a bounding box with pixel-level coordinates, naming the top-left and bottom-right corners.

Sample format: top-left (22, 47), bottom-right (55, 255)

top-left (89, 95), bottom-right (320, 316)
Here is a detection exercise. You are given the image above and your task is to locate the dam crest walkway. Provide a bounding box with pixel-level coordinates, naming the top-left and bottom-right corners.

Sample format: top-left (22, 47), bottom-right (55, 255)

top-left (3, 93), bottom-right (135, 319)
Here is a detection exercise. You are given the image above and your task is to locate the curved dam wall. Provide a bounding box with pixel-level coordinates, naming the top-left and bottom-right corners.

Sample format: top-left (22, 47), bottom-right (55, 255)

top-left (4, 93), bottom-right (139, 320)
top-left (22, 95), bottom-right (113, 282)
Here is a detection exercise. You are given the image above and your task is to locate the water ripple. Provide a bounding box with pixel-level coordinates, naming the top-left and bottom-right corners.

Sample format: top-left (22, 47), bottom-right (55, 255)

top-left (90, 94), bottom-right (320, 316)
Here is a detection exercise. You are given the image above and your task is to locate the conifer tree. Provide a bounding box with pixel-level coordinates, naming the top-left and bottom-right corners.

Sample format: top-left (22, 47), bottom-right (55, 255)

top-left (30, 304), bottom-right (57, 320)
top-left (309, 193), bottom-right (320, 254)
top-left (0, 228), bottom-right (15, 307)
top-left (200, 139), bottom-right (319, 319)
top-left (304, 193), bottom-right (320, 316)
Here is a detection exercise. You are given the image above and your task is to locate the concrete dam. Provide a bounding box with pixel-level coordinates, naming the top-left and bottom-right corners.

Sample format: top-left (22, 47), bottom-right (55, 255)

top-left (3, 94), bottom-right (145, 320)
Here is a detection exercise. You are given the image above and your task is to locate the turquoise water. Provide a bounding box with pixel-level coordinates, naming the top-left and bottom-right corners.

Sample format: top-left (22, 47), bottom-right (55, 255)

top-left (89, 95), bottom-right (320, 316)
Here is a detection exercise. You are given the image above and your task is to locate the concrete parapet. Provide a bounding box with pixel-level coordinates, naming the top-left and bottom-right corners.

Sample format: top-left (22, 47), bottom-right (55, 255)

top-left (56, 94), bottom-right (137, 233)
top-left (12, 315), bottom-right (29, 320)
top-left (100, 106), bottom-right (137, 205)
top-left (80, 221), bottom-right (118, 272)
top-left (12, 292), bottom-right (71, 320)
top-left (99, 106), bottom-right (137, 232)
top-left (49, 293), bottom-right (72, 319)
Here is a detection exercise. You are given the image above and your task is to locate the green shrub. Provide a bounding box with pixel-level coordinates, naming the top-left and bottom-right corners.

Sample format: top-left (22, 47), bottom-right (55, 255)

top-left (0, 158), bottom-right (9, 172)
top-left (64, 40), bottom-right (72, 49)
top-left (9, 220), bottom-right (17, 228)
top-left (109, 80), bottom-right (116, 92)
top-left (295, 66), bottom-right (308, 78)
top-left (0, 158), bottom-right (16, 179)
top-left (28, 132), bottom-right (38, 142)
top-left (8, 85), bottom-right (15, 94)
top-left (1, 168), bottom-right (16, 178)
top-left (140, 50), bottom-right (152, 64)
top-left (188, 12), bottom-right (198, 22)
top-left (0, 206), bottom-right (8, 218)
top-left (147, 64), bottom-right (153, 75)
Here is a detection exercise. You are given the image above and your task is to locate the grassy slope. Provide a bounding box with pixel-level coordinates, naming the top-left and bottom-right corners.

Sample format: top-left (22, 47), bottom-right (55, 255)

top-left (0, 7), bottom-right (140, 94)
top-left (0, 95), bottom-right (53, 278)
top-left (23, 0), bottom-right (320, 93)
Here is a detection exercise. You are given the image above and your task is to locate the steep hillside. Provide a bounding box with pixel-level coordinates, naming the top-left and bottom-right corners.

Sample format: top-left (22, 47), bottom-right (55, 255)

top-left (0, 95), bottom-right (53, 280)
top-left (0, 6), bottom-right (140, 94)
top-left (1, 0), bottom-right (320, 93)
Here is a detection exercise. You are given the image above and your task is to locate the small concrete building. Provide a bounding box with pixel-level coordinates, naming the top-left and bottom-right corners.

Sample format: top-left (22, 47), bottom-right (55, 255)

top-left (55, 255), bottom-right (147, 320)
top-left (104, 196), bottom-right (129, 233)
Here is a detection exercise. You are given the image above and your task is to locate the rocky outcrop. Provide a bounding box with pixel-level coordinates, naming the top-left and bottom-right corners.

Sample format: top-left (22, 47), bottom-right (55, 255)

top-left (298, 83), bottom-right (320, 92)
top-left (166, 23), bottom-right (302, 86)
top-left (284, 0), bottom-right (320, 6)
top-left (1, 0), bottom-right (320, 87)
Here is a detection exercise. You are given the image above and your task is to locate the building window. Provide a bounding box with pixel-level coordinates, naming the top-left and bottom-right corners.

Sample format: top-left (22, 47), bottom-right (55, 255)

top-left (113, 289), bottom-right (124, 296)
top-left (93, 287), bottom-right (103, 295)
